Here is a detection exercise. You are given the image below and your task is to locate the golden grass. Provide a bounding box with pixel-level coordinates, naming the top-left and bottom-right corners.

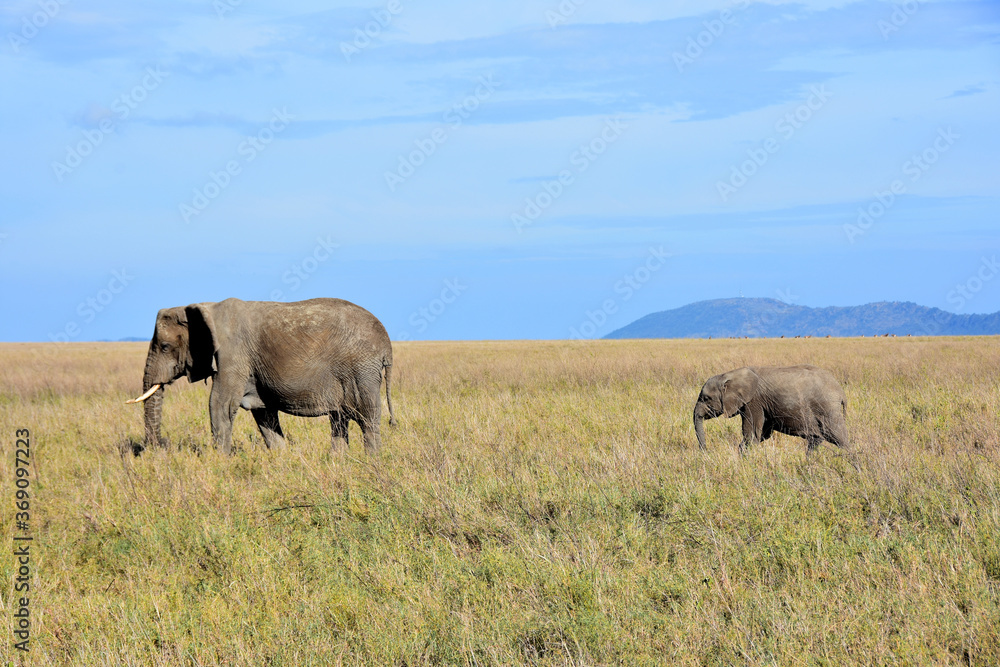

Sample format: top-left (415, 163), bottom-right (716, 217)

top-left (1, 337), bottom-right (998, 665)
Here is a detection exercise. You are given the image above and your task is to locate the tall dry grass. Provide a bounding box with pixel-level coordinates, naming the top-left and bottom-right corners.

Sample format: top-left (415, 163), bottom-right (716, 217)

top-left (1, 338), bottom-right (998, 665)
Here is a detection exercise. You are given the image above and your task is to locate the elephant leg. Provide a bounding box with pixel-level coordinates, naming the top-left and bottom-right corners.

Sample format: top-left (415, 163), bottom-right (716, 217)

top-left (330, 411), bottom-right (349, 451)
top-left (806, 435), bottom-right (822, 453)
top-left (739, 403), bottom-right (765, 452)
top-left (739, 417), bottom-right (753, 453)
top-left (208, 378), bottom-right (242, 455)
top-left (356, 379), bottom-right (383, 454)
top-left (252, 407), bottom-right (286, 450)
top-left (359, 411), bottom-right (382, 454)
top-left (761, 417), bottom-right (774, 441)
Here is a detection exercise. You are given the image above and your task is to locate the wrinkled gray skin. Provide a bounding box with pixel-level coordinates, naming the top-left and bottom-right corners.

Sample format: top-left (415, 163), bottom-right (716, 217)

top-left (140, 297), bottom-right (395, 455)
top-left (693, 365), bottom-right (848, 453)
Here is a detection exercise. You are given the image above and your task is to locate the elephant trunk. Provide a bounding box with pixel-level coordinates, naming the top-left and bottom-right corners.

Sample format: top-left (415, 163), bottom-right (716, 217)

top-left (141, 359), bottom-right (165, 447)
top-left (694, 405), bottom-right (709, 451)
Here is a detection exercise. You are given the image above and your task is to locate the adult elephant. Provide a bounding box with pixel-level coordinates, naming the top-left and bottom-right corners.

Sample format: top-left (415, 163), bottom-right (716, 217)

top-left (693, 365), bottom-right (848, 453)
top-left (128, 298), bottom-right (395, 455)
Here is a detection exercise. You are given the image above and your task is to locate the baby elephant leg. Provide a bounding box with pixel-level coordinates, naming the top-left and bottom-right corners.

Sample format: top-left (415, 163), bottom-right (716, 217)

top-left (739, 404), bottom-right (765, 453)
top-left (251, 408), bottom-right (287, 450)
top-left (330, 411), bottom-right (349, 450)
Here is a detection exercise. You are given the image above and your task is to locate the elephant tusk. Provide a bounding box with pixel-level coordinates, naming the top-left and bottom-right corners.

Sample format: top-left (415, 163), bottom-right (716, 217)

top-left (126, 384), bottom-right (161, 404)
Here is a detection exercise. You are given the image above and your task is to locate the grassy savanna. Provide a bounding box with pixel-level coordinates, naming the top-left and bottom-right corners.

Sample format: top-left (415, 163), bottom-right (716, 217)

top-left (1, 338), bottom-right (999, 665)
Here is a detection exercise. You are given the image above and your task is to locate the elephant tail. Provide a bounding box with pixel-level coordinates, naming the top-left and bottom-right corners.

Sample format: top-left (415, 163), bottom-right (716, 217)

top-left (383, 358), bottom-right (396, 427)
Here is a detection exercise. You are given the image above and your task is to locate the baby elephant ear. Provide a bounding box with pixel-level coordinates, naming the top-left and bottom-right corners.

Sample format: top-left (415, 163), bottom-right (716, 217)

top-left (722, 368), bottom-right (759, 418)
top-left (184, 303), bottom-right (218, 382)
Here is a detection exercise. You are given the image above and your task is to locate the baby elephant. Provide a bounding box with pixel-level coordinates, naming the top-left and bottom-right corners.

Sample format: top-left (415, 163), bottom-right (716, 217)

top-left (693, 365), bottom-right (848, 453)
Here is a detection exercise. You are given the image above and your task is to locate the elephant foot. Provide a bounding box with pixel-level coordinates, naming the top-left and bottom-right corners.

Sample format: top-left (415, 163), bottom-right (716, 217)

top-left (362, 432), bottom-right (381, 454)
top-left (260, 434), bottom-right (287, 450)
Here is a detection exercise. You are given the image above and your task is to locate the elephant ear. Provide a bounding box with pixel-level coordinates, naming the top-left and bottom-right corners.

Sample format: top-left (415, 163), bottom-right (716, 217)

top-left (184, 303), bottom-right (218, 383)
top-left (722, 368), bottom-right (759, 418)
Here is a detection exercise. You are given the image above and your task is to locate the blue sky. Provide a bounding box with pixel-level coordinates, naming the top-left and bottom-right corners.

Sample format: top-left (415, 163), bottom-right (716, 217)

top-left (1, 0), bottom-right (997, 341)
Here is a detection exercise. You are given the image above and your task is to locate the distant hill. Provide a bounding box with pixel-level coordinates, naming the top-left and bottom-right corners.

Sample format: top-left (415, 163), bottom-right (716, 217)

top-left (604, 298), bottom-right (1000, 339)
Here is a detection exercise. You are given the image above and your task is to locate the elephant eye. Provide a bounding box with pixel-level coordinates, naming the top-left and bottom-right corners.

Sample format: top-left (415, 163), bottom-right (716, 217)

top-left (160, 342), bottom-right (171, 352)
